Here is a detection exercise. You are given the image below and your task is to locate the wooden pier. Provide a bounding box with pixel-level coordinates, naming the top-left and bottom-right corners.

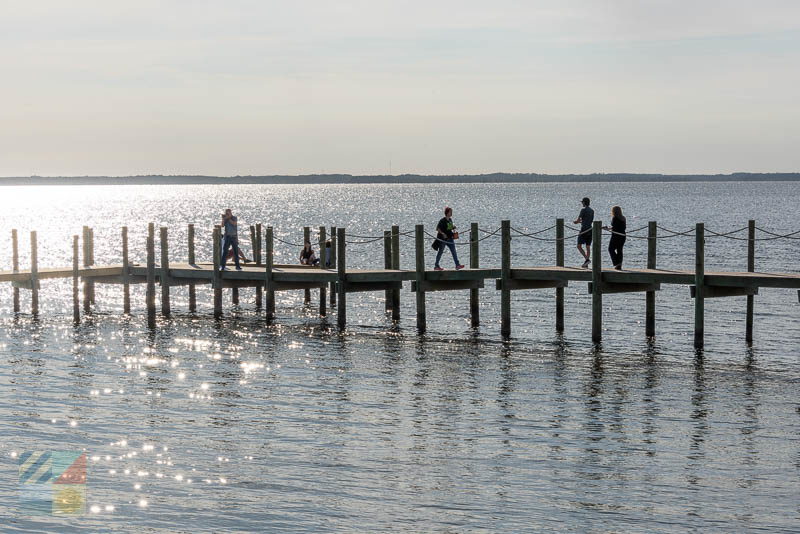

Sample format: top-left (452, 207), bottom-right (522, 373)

top-left (3, 220), bottom-right (800, 350)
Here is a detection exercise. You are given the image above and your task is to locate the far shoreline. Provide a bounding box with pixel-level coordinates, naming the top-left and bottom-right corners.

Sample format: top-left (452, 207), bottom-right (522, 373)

top-left (1, 172), bottom-right (799, 186)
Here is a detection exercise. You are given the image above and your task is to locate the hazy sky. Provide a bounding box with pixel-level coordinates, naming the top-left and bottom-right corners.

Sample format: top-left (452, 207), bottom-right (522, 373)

top-left (2, 0), bottom-right (799, 176)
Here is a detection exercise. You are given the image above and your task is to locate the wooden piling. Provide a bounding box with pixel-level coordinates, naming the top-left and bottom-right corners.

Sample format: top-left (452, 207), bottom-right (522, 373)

top-left (384, 230), bottom-right (392, 313)
top-left (645, 221), bottom-right (657, 337)
top-left (82, 226), bottom-right (91, 312)
top-left (72, 235), bottom-right (80, 323)
top-left (500, 220), bottom-right (511, 338)
top-left (391, 225), bottom-right (400, 322)
top-left (415, 224), bottom-right (426, 332)
top-left (160, 227), bottom-right (171, 316)
top-left (470, 222), bottom-right (479, 327)
top-left (694, 223), bottom-right (705, 349)
top-left (555, 218), bottom-right (564, 332)
top-left (265, 226), bottom-right (275, 321)
top-left (88, 227), bottom-right (95, 304)
top-left (12, 229), bottom-right (19, 313)
top-left (213, 225), bottom-right (222, 319)
top-left (188, 224), bottom-right (196, 313)
top-left (122, 226), bottom-right (131, 314)
top-left (304, 226), bottom-right (311, 304)
top-left (255, 224), bottom-right (263, 309)
top-left (591, 221), bottom-right (602, 343)
top-left (337, 228), bottom-right (346, 328)
top-left (146, 223), bottom-right (156, 328)
top-left (329, 226), bottom-right (337, 307)
top-left (319, 226), bottom-right (327, 316)
top-left (30, 231), bottom-right (38, 316)
top-left (746, 219), bottom-right (755, 343)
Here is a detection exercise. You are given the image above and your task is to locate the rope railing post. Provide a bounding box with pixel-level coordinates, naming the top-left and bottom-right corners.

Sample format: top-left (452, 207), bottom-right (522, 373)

top-left (146, 223), bottom-right (156, 328)
top-left (591, 221), bottom-right (602, 343)
top-left (746, 219), bottom-right (755, 343)
top-left (384, 230), bottom-right (392, 313)
top-left (555, 218), bottom-right (564, 332)
top-left (12, 229), bottom-right (19, 313)
top-left (160, 227), bottom-right (171, 316)
top-left (470, 222), bottom-right (479, 327)
top-left (255, 223), bottom-right (263, 309)
top-left (694, 223), bottom-right (705, 350)
top-left (391, 225), bottom-right (400, 322)
top-left (265, 226), bottom-right (275, 321)
top-left (501, 220), bottom-right (511, 339)
top-left (122, 226), bottom-right (131, 314)
top-left (30, 231), bottom-right (38, 317)
top-left (213, 225), bottom-right (222, 319)
top-left (337, 227), bottom-right (346, 328)
top-left (72, 235), bottom-right (80, 324)
top-left (82, 226), bottom-right (91, 312)
top-left (415, 224), bottom-right (426, 332)
top-left (646, 221), bottom-right (657, 338)
top-left (319, 226), bottom-right (327, 317)
top-left (329, 226), bottom-right (337, 307)
top-left (303, 226), bottom-right (311, 304)
top-left (188, 224), bottom-right (197, 313)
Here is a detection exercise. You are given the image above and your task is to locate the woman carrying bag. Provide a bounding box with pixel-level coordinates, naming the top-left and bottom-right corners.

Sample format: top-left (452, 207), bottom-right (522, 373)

top-left (434, 206), bottom-right (465, 271)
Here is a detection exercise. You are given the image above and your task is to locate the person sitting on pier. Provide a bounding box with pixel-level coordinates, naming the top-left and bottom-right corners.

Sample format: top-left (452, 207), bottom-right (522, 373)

top-left (299, 241), bottom-right (320, 266)
top-left (434, 206), bottom-right (465, 271)
top-left (574, 197), bottom-right (594, 268)
top-left (220, 209), bottom-right (242, 271)
top-left (603, 206), bottom-right (626, 270)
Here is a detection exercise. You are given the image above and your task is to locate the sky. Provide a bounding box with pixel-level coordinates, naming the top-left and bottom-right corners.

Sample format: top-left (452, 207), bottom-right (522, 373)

top-left (1, 0), bottom-right (799, 176)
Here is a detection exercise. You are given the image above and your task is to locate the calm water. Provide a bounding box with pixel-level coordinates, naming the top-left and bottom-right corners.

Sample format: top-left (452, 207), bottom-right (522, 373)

top-left (1, 182), bottom-right (799, 533)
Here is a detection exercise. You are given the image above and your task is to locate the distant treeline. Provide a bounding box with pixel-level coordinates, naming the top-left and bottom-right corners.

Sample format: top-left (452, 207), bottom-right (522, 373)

top-left (1, 172), bottom-right (799, 186)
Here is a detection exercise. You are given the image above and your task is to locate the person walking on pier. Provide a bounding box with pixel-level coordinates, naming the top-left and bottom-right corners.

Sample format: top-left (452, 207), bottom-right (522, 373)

top-left (603, 206), bottom-right (626, 270)
top-left (434, 206), bottom-right (465, 271)
top-left (574, 197), bottom-right (594, 268)
top-left (220, 209), bottom-right (242, 271)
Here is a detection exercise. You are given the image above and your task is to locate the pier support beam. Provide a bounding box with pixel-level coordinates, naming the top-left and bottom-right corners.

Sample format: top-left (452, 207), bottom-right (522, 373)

top-left (555, 218), bottom-right (564, 332)
top-left (304, 226), bottom-right (311, 304)
top-left (265, 226), bottom-right (275, 321)
top-left (146, 223), bottom-right (156, 328)
top-left (213, 225), bottom-right (222, 319)
top-left (188, 224), bottom-right (197, 313)
top-left (746, 219), bottom-right (755, 343)
top-left (415, 225), bottom-right (426, 332)
top-left (30, 231), bottom-right (38, 317)
top-left (591, 221), bottom-right (602, 343)
top-left (501, 220), bottom-right (511, 338)
top-left (391, 225), bottom-right (400, 322)
top-left (72, 235), bottom-right (80, 324)
top-left (384, 230), bottom-right (392, 313)
top-left (646, 221), bottom-right (657, 338)
top-left (12, 229), bottom-right (19, 313)
top-left (82, 226), bottom-right (91, 312)
top-left (694, 223), bottom-right (705, 350)
top-left (122, 227), bottom-right (131, 314)
top-left (329, 226), bottom-right (337, 308)
top-left (319, 226), bottom-right (327, 316)
top-left (470, 222), bottom-right (480, 327)
top-left (160, 227), bottom-right (171, 316)
top-left (337, 227), bottom-right (346, 329)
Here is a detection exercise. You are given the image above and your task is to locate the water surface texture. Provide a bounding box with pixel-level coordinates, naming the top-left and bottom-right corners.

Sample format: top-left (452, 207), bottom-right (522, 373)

top-left (1, 183), bottom-right (799, 532)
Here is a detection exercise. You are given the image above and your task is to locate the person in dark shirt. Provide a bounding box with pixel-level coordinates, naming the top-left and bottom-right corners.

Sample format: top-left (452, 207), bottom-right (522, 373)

top-left (299, 241), bottom-right (319, 266)
top-left (603, 206), bottom-right (627, 270)
top-left (573, 197), bottom-right (594, 268)
top-left (220, 209), bottom-right (242, 271)
top-left (435, 206), bottom-right (465, 271)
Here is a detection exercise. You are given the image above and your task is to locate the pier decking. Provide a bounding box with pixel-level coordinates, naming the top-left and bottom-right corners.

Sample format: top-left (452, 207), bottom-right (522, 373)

top-left (4, 220), bottom-right (799, 349)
